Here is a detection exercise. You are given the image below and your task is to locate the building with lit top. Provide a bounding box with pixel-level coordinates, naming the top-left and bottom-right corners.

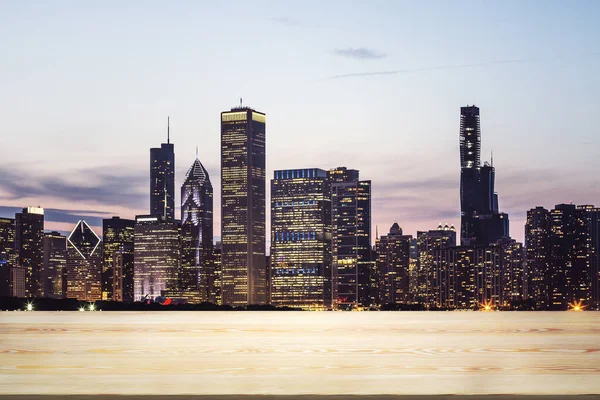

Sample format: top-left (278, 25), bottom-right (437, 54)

top-left (102, 216), bottom-right (134, 301)
top-left (270, 168), bottom-right (332, 310)
top-left (220, 106), bottom-right (266, 306)
top-left (66, 220), bottom-right (102, 301)
top-left (150, 118), bottom-right (175, 221)
top-left (375, 223), bottom-right (412, 305)
top-left (133, 215), bottom-right (180, 302)
top-left (42, 231), bottom-right (67, 299)
top-left (15, 207), bottom-right (44, 297)
top-left (329, 167), bottom-right (372, 309)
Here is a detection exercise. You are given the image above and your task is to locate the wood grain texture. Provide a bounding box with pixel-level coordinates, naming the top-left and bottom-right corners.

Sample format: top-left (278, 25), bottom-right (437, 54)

top-left (0, 312), bottom-right (598, 395)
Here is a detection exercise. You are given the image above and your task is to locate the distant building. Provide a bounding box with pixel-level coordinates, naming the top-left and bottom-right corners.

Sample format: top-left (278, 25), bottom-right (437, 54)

top-left (11, 265), bottom-right (26, 298)
top-left (42, 231), bottom-right (67, 298)
top-left (496, 237), bottom-right (526, 304)
top-left (213, 241), bottom-right (222, 305)
top-left (416, 224), bottom-right (457, 306)
top-left (270, 168), bottom-right (332, 310)
top-left (0, 217), bottom-right (15, 297)
top-left (66, 220), bottom-right (102, 301)
top-left (15, 207), bottom-right (44, 297)
top-left (525, 207), bottom-right (552, 308)
top-left (220, 106), bottom-right (266, 306)
top-left (376, 223), bottom-right (412, 305)
top-left (180, 156), bottom-right (214, 303)
top-left (133, 215), bottom-right (180, 302)
top-left (150, 118), bottom-right (175, 221)
top-left (330, 167), bottom-right (372, 309)
top-left (102, 217), bottom-right (134, 301)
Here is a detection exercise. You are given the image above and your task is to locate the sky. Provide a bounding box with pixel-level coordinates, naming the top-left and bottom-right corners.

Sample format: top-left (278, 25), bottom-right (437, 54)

top-left (0, 0), bottom-right (599, 245)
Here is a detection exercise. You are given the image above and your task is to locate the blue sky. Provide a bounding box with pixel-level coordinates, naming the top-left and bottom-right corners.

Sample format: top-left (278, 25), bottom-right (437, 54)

top-left (1, 0), bottom-right (599, 243)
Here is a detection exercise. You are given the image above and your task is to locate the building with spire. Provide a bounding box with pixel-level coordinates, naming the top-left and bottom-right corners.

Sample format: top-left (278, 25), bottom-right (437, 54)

top-left (150, 117), bottom-right (175, 221)
top-left (66, 220), bottom-right (102, 301)
top-left (179, 153), bottom-right (214, 303)
top-left (220, 105), bottom-right (266, 306)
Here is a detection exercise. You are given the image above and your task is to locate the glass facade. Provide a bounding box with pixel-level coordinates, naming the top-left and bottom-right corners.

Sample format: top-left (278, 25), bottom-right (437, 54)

top-left (375, 223), bottom-right (412, 305)
top-left (133, 215), bottom-right (180, 302)
top-left (0, 217), bottom-right (15, 297)
top-left (270, 168), bottom-right (332, 310)
top-left (42, 231), bottom-right (66, 299)
top-left (66, 220), bottom-right (102, 301)
top-left (150, 128), bottom-right (175, 221)
top-left (220, 107), bottom-right (266, 306)
top-left (15, 207), bottom-right (44, 298)
top-left (102, 216), bottom-right (134, 301)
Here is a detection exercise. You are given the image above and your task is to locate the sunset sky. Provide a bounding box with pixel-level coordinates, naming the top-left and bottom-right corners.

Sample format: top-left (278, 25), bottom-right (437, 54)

top-left (1, 1), bottom-right (599, 244)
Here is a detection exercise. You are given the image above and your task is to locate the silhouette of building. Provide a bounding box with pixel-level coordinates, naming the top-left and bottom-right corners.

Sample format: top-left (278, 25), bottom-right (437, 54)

top-left (150, 118), bottom-right (175, 221)
top-left (102, 217), bottom-right (134, 301)
top-left (329, 167), bottom-right (372, 309)
top-left (577, 205), bottom-right (600, 309)
top-left (220, 106), bottom-right (266, 306)
top-left (0, 217), bottom-right (15, 297)
top-left (496, 237), bottom-right (526, 304)
top-left (525, 206), bottom-right (552, 308)
top-left (459, 106), bottom-right (509, 245)
top-left (270, 168), bottom-right (332, 310)
top-left (376, 223), bottom-right (412, 305)
top-left (133, 215), bottom-right (180, 302)
top-left (66, 220), bottom-right (102, 301)
top-left (42, 231), bottom-right (66, 299)
top-left (15, 207), bottom-right (44, 297)
top-left (180, 155), bottom-right (214, 303)
top-left (416, 224), bottom-right (457, 306)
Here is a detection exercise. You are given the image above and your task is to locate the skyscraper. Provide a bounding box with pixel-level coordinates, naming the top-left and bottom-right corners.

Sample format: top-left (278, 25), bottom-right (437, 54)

top-left (525, 207), bottom-right (552, 309)
top-left (330, 167), bottom-right (372, 310)
top-left (0, 217), bottom-right (15, 297)
top-left (459, 106), bottom-right (509, 245)
top-left (270, 168), bottom-right (332, 310)
top-left (220, 106), bottom-right (266, 306)
top-left (66, 220), bottom-right (102, 301)
top-left (376, 223), bottom-right (412, 305)
top-left (577, 205), bottom-right (600, 309)
top-left (150, 118), bottom-right (175, 221)
top-left (15, 207), bottom-right (44, 297)
top-left (102, 216), bottom-right (134, 301)
top-left (134, 215), bottom-right (180, 302)
top-left (180, 155), bottom-right (214, 303)
top-left (42, 231), bottom-right (67, 299)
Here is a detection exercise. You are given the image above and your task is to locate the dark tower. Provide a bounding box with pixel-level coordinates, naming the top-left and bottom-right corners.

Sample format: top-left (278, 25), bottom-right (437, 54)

top-left (150, 117), bottom-right (175, 221)
top-left (15, 207), bottom-right (44, 297)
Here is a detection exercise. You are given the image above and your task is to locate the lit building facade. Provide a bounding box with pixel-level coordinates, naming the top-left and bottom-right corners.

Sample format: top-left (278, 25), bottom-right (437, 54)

top-left (220, 107), bottom-right (266, 306)
top-left (270, 168), bottom-right (332, 310)
top-left (180, 156), bottom-right (214, 303)
top-left (375, 223), bottom-right (412, 305)
top-left (496, 237), bottom-right (526, 304)
top-left (525, 206), bottom-right (552, 308)
top-left (102, 217), bottom-right (134, 301)
top-left (150, 118), bottom-right (175, 221)
top-left (15, 207), bottom-right (44, 297)
top-left (213, 241), bottom-right (222, 305)
top-left (133, 215), bottom-right (180, 302)
top-left (42, 231), bottom-right (67, 299)
top-left (0, 217), bottom-right (15, 297)
top-left (66, 220), bottom-right (102, 301)
top-left (330, 167), bottom-right (372, 309)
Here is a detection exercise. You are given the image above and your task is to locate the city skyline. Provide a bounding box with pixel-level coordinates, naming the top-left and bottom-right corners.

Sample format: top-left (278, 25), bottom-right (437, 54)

top-left (1, 2), bottom-right (598, 244)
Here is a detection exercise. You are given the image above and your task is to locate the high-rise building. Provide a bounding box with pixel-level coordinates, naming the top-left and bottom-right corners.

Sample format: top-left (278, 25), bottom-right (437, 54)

top-left (66, 220), bottom-right (102, 301)
top-left (15, 207), bottom-right (44, 297)
top-left (102, 217), bottom-right (134, 301)
top-left (0, 217), bottom-right (15, 297)
top-left (458, 106), bottom-right (509, 246)
top-left (577, 205), bottom-right (600, 309)
top-left (496, 237), bottom-right (526, 305)
top-left (525, 207), bottom-right (552, 309)
top-left (42, 231), bottom-right (67, 299)
top-left (330, 167), bottom-right (372, 309)
top-left (180, 156), bottom-right (214, 303)
top-left (133, 215), bottom-right (180, 302)
top-left (376, 223), bottom-right (412, 305)
top-left (150, 118), bottom-right (175, 221)
top-left (416, 224), bottom-right (457, 307)
top-left (213, 241), bottom-right (222, 305)
top-left (220, 106), bottom-right (266, 306)
top-left (270, 168), bottom-right (332, 310)
top-left (11, 266), bottom-right (26, 298)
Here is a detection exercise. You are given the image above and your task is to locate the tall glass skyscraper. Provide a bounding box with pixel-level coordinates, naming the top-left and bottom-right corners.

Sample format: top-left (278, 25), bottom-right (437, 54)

top-left (180, 156), bottom-right (213, 303)
top-left (220, 106), bottom-right (266, 306)
top-left (330, 167), bottom-right (372, 310)
top-left (150, 118), bottom-right (175, 221)
top-left (43, 231), bottom-right (67, 299)
top-left (102, 216), bottom-right (134, 301)
top-left (66, 220), bottom-right (102, 301)
top-left (0, 217), bottom-right (15, 297)
top-left (15, 207), bottom-right (44, 297)
top-left (376, 223), bottom-right (412, 305)
top-left (270, 168), bottom-right (332, 310)
top-left (134, 215), bottom-right (180, 302)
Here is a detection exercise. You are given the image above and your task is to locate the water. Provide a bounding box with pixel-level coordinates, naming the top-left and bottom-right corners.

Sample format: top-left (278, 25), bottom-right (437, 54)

top-left (0, 311), bottom-right (598, 395)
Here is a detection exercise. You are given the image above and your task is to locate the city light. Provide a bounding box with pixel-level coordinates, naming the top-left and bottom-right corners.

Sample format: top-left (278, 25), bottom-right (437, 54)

top-left (26, 302), bottom-right (33, 312)
top-left (568, 300), bottom-right (585, 312)
top-left (79, 306), bottom-right (86, 312)
top-left (479, 299), bottom-right (494, 312)
top-left (88, 303), bottom-right (95, 311)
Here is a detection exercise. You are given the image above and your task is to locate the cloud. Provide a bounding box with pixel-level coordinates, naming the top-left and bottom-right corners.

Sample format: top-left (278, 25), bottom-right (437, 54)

top-left (332, 47), bottom-right (386, 60)
top-left (269, 16), bottom-right (303, 27)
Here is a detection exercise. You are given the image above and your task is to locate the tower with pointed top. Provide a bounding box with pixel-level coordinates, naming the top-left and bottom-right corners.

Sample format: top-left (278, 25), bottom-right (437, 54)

top-left (180, 155), bottom-right (214, 303)
top-left (66, 220), bottom-right (102, 301)
top-left (150, 118), bottom-right (175, 221)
